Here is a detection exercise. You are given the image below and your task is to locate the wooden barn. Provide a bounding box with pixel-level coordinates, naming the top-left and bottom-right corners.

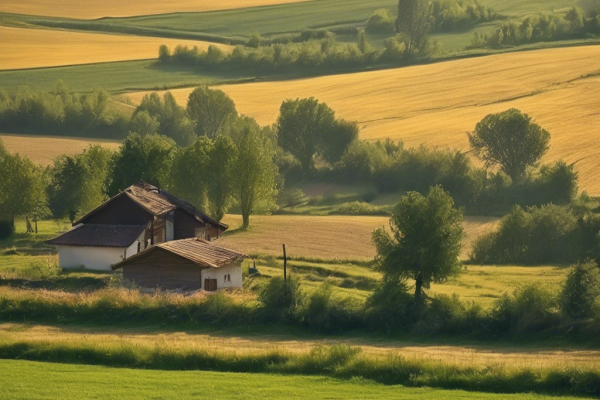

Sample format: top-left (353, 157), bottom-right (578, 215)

top-left (111, 238), bottom-right (246, 291)
top-left (46, 181), bottom-right (228, 271)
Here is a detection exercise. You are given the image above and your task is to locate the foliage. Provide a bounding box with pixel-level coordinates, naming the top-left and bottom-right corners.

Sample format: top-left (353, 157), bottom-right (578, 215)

top-left (0, 82), bottom-right (128, 139)
top-left (430, 0), bottom-right (496, 32)
top-left (468, 109), bottom-right (551, 182)
top-left (470, 204), bottom-right (586, 265)
top-left (207, 135), bottom-right (239, 221)
top-left (258, 275), bottom-right (303, 320)
top-left (231, 118), bottom-right (279, 228)
top-left (471, 8), bottom-right (600, 48)
top-left (395, 0), bottom-right (432, 58)
top-left (276, 97), bottom-right (356, 171)
top-left (186, 86), bottom-right (238, 139)
top-left (366, 9), bottom-right (396, 34)
top-left (372, 186), bottom-right (464, 303)
top-left (133, 92), bottom-right (195, 146)
top-left (299, 282), bottom-right (362, 332)
top-left (561, 260), bottom-right (600, 319)
top-left (47, 145), bottom-right (113, 221)
top-left (108, 133), bottom-right (176, 195)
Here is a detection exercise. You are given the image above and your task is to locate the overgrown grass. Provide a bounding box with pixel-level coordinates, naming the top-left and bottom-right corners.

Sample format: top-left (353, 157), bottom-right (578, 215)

top-left (0, 340), bottom-right (598, 396)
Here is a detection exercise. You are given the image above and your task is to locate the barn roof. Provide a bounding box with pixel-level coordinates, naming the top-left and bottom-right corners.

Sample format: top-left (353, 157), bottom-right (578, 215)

top-left (74, 181), bottom-right (228, 230)
top-left (46, 224), bottom-right (146, 248)
top-left (112, 238), bottom-right (247, 270)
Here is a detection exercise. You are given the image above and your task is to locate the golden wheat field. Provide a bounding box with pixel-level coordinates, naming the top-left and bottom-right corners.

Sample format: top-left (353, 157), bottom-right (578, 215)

top-left (130, 45), bottom-right (600, 195)
top-left (219, 214), bottom-right (499, 260)
top-left (0, 0), bottom-right (313, 19)
top-left (0, 26), bottom-right (231, 70)
top-left (1, 323), bottom-right (595, 368)
top-left (0, 134), bottom-right (121, 166)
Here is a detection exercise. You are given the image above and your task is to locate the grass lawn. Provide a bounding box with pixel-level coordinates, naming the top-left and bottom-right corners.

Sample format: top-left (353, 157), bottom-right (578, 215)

top-left (0, 359), bottom-right (583, 400)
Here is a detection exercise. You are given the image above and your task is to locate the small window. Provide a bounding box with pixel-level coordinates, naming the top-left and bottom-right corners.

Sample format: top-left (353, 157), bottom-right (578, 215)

top-left (137, 242), bottom-right (141, 253)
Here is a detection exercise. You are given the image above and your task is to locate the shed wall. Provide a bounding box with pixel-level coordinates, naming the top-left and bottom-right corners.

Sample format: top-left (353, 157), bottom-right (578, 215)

top-left (58, 245), bottom-right (127, 271)
top-left (203, 263), bottom-right (242, 289)
top-left (81, 195), bottom-right (153, 225)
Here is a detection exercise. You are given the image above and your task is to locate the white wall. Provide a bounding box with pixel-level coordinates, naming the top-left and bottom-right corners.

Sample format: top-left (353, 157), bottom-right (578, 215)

top-left (57, 231), bottom-right (145, 271)
top-left (57, 245), bottom-right (127, 271)
top-left (202, 262), bottom-right (243, 290)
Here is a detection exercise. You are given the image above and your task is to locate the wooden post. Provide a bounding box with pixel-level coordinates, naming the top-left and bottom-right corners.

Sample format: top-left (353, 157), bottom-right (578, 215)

top-left (283, 244), bottom-right (287, 282)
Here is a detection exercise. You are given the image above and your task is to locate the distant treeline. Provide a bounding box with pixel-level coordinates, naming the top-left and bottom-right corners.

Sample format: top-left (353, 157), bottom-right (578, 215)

top-left (0, 83), bottom-right (128, 139)
top-left (471, 7), bottom-right (600, 48)
top-left (366, 1), bottom-right (497, 35)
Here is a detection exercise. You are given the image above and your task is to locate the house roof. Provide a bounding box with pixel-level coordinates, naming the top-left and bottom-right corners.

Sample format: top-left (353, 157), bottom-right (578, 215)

top-left (74, 181), bottom-right (228, 230)
top-left (46, 224), bottom-right (146, 248)
top-left (112, 238), bottom-right (247, 270)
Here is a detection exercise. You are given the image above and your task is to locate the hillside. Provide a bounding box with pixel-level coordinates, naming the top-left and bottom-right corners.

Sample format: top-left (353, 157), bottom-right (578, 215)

top-left (0, 0), bottom-right (315, 19)
top-left (0, 26), bottom-right (231, 70)
top-left (128, 45), bottom-right (600, 195)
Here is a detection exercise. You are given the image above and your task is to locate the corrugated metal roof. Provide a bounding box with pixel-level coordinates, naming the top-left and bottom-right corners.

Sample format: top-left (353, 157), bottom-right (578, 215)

top-left (112, 238), bottom-right (246, 270)
top-left (46, 224), bottom-right (146, 248)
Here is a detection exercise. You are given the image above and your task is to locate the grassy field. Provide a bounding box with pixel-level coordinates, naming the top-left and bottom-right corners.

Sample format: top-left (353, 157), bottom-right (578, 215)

top-left (1, 323), bottom-right (594, 369)
top-left (0, 134), bottom-right (121, 166)
top-left (220, 214), bottom-right (499, 261)
top-left (0, 26), bottom-right (231, 70)
top-left (0, 0), bottom-right (316, 19)
top-left (130, 45), bottom-right (600, 195)
top-left (0, 359), bottom-right (581, 400)
top-left (0, 60), bottom-right (254, 93)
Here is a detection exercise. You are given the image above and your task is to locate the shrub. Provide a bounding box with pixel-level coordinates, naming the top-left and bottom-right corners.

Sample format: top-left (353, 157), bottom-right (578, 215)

top-left (300, 282), bottom-right (362, 332)
top-left (26, 257), bottom-right (61, 279)
top-left (364, 278), bottom-right (415, 331)
top-left (279, 188), bottom-right (308, 208)
top-left (561, 260), bottom-right (600, 320)
top-left (492, 284), bottom-right (559, 333)
top-left (258, 275), bottom-right (303, 320)
top-left (365, 9), bottom-right (396, 34)
top-left (329, 201), bottom-right (390, 216)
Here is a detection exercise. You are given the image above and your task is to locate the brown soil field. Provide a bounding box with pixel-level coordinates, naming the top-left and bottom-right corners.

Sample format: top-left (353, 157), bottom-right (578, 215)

top-left (219, 214), bottom-right (499, 260)
top-left (0, 0), bottom-right (314, 19)
top-left (130, 45), bottom-right (600, 195)
top-left (2, 323), bottom-right (596, 368)
top-left (0, 134), bottom-right (121, 166)
top-left (0, 26), bottom-right (231, 70)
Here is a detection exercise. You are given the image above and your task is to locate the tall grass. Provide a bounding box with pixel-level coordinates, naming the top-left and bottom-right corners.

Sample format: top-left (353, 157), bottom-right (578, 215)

top-left (0, 339), bottom-right (598, 396)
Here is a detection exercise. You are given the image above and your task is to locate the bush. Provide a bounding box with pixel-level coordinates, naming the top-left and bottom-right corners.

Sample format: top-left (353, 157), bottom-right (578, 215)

top-left (364, 278), bottom-right (415, 331)
top-left (279, 188), bottom-right (308, 208)
top-left (365, 9), bottom-right (396, 34)
top-left (258, 275), bottom-right (303, 320)
top-left (300, 282), bottom-right (362, 332)
top-left (329, 201), bottom-right (391, 216)
top-left (470, 204), bottom-right (583, 265)
top-left (561, 260), bottom-right (600, 320)
top-left (415, 294), bottom-right (485, 335)
top-left (492, 284), bottom-right (559, 333)
top-left (26, 258), bottom-right (61, 279)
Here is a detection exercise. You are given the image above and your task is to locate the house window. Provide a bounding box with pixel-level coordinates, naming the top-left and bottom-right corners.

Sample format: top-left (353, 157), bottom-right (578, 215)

top-left (137, 242), bottom-right (141, 253)
top-left (224, 274), bottom-right (231, 282)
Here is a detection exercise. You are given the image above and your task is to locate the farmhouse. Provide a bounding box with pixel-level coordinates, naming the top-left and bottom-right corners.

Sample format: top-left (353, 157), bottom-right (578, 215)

top-left (46, 181), bottom-right (228, 271)
top-left (111, 238), bottom-right (246, 291)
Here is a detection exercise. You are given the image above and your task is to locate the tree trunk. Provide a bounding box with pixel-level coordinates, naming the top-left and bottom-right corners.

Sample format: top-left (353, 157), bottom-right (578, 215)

top-left (34, 216), bottom-right (38, 234)
top-left (414, 273), bottom-right (423, 305)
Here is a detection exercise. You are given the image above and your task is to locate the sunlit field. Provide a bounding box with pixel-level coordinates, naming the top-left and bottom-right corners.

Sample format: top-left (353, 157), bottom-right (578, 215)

top-left (0, 26), bottom-right (231, 70)
top-left (219, 214), bottom-right (499, 261)
top-left (0, 0), bottom-right (316, 19)
top-left (130, 45), bottom-right (600, 195)
top-left (0, 134), bottom-right (121, 166)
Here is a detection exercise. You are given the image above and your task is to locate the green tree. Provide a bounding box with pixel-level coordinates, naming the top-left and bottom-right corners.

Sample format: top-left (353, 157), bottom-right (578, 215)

top-left (372, 185), bottom-right (464, 304)
top-left (48, 145), bottom-right (113, 222)
top-left (468, 108), bottom-right (550, 182)
top-left (207, 135), bottom-right (238, 221)
top-left (232, 119), bottom-right (278, 228)
top-left (321, 119), bottom-right (359, 164)
top-left (109, 134), bottom-right (175, 195)
top-left (168, 136), bottom-right (214, 210)
top-left (186, 86), bottom-right (237, 139)
top-left (128, 110), bottom-right (160, 136)
top-left (276, 97), bottom-right (336, 171)
top-left (561, 260), bottom-right (600, 319)
top-left (396, 0), bottom-right (432, 58)
top-left (0, 148), bottom-right (48, 231)
top-left (135, 92), bottom-right (194, 146)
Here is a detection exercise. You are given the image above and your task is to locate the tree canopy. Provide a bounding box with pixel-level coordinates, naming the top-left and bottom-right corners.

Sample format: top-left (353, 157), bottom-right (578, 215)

top-left (396, 0), bottom-right (432, 58)
top-left (468, 109), bottom-right (550, 182)
top-left (372, 185), bottom-right (464, 303)
top-left (186, 86), bottom-right (237, 139)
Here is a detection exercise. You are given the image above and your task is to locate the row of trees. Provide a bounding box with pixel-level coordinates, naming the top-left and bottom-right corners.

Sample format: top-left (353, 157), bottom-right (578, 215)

top-left (471, 7), bottom-right (600, 48)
